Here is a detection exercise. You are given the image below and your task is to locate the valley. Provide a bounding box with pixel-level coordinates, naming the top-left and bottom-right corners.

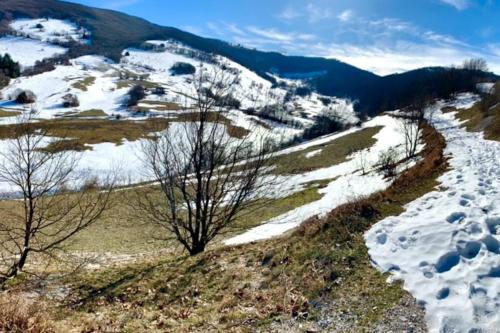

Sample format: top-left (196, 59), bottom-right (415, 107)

top-left (0, 1), bottom-right (499, 332)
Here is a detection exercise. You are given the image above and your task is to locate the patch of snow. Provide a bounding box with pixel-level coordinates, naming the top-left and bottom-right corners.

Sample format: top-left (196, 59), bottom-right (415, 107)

top-left (365, 93), bottom-right (500, 333)
top-left (305, 149), bottom-right (322, 159)
top-left (476, 82), bottom-right (495, 94)
top-left (0, 36), bottom-right (67, 68)
top-left (10, 18), bottom-right (90, 44)
top-left (0, 55), bottom-right (127, 119)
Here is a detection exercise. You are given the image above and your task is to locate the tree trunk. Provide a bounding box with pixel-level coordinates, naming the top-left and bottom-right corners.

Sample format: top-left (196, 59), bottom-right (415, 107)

top-left (189, 242), bottom-right (206, 256)
top-left (2, 247), bottom-right (29, 284)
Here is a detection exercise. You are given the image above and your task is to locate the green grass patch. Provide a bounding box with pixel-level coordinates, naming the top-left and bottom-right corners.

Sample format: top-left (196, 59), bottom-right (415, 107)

top-left (455, 81), bottom-right (500, 142)
top-left (272, 126), bottom-right (382, 175)
top-left (0, 109), bottom-right (21, 118)
top-left (72, 76), bottom-right (96, 91)
top-left (116, 80), bottom-right (158, 90)
top-left (74, 109), bottom-right (108, 118)
top-left (0, 118), bottom-right (171, 152)
top-left (138, 100), bottom-right (182, 111)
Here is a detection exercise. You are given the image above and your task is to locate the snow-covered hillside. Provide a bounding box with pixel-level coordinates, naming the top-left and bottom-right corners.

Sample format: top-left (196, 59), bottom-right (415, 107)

top-left (0, 18), bottom-right (90, 69)
top-left (366, 93), bottom-right (500, 332)
top-left (0, 34), bottom-right (357, 136)
top-left (0, 36), bottom-right (67, 68)
top-left (0, 22), bottom-right (363, 198)
top-left (10, 18), bottom-right (90, 44)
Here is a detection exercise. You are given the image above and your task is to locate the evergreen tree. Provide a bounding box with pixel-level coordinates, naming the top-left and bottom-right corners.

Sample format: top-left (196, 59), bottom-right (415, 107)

top-left (0, 53), bottom-right (21, 78)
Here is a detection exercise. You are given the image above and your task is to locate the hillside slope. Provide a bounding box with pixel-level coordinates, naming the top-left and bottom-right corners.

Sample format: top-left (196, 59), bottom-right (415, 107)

top-left (0, 0), bottom-right (378, 100)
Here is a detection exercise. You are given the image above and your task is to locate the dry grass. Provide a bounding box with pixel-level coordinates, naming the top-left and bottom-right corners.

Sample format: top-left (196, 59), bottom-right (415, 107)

top-left (58, 109), bottom-right (108, 119)
top-left (71, 77), bottom-right (96, 91)
top-left (0, 109), bottom-right (21, 118)
top-left (72, 109), bottom-right (108, 118)
top-left (272, 126), bottom-right (382, 174)
top-left (455, 82), bottom-right (500, 141)
top-left (0, 293), bottom-right (55, 333)
top-left (0, 111), bottom-right (250, 151)
top-left (116, 80), bottom-right (159, 90)
top-left (138, 100), bottom-right (182, 111)
top-left (0, 118), bottom-right (170, 152)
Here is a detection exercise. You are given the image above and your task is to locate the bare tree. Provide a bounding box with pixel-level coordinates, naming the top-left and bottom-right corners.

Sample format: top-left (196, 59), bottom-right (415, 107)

top-left (462, 58), bottom-right (489, 72)
top-left (400, 98), bottom-right (428, 159)
top-left (134, 66), bottom-right (275, 255)
top-left (0, 114), bottom-right (115, 284)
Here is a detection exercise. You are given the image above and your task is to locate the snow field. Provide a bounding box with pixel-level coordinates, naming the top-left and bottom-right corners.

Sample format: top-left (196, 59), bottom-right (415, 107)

top-left (0, 36), bottom-right (67, 68)
top-left (365, 93), bottom-right (500, 332)
top-left (9, 18), bottom-right (89, 44)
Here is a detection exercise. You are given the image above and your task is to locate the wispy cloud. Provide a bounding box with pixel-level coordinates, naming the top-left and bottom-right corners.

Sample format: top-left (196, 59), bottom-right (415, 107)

top-left (338, 10), bottom-right (354, 22)
top-left (247, 26), bottom-right (295, 42)
top-left (204, 11), bottom-right (500, 75)
top-left (315, 42), bottom-right (491, 75)
top-left (101, 0), bottom-right (141, 9)
top-left (278, 6), bottom-right (302, 20)
top-left (306, 3), bottom-right (333, 22)
top-left (369, 18), bottom-right (418, 34)
top-left (439, 0), bottom-right (469, 10)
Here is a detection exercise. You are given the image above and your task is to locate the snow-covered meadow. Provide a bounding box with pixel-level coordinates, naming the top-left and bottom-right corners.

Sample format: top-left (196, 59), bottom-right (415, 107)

top-left (0, 18), bottom-right (91, 69)
top-left (9, 18), bottom-right (90, 44)
top-left (0, 36), bottom-right (67, 68)
top-left (366, 93), bottom-right (500, 332)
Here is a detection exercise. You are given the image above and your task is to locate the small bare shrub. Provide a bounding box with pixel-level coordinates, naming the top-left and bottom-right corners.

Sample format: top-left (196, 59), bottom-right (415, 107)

top-left (377, 147), bottom-right (399, 178)
top-left (0, 293), bottom-right (55, 333)
top-left (62, 93), bottom-right (80, 108)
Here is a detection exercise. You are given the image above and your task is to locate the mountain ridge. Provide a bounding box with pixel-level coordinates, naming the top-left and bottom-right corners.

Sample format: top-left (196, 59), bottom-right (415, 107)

top-left (0, 0), bottom-right (496, 115)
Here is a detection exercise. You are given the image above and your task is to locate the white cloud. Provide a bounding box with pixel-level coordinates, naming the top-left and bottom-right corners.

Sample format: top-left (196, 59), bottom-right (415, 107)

top-left (338, 10), bottom-right (354, 22)
top-left (303, 41), bottom-right (500, 75)
top-left (423, 31), bottom-right (468, 46)
top-left (439, 0), bottom-right (469, 10)
top-left (278, 6), bottom-right (302, 20)
top-left (101, 0), bottom-right (141, 9)
top-left (246, 26), bottom-right (295, 42)
top-left (246, 26), bottom-right (316, 43)
top-left (369, 18), bottom-right (418, 34)
top-left (202, 12), bottom-right (500, 76)
top-left (306, 3), bottom-right (332, 22)
top-left (207, 22), bottom-right (225, 36)
top-left (182, 25), bottom-right (203, 35)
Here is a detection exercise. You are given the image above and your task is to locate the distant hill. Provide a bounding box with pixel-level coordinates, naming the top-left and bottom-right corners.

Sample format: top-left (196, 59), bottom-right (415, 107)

top-left (0, 0), bottom-right (496, 116)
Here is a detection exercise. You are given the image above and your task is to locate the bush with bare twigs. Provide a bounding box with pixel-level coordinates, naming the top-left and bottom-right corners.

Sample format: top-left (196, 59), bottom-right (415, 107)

top-left (0, 113), bottom-right (115, 285)
top-left (0, 293), bottom-right (55, 333)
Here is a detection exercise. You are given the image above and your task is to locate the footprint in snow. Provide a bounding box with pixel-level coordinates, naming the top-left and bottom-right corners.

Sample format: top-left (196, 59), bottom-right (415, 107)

top-left (456, 241), bottom-right (481, 259)
top-left (436, 287), bottom-right (450, 300)
top-left (459, 199), bottom-right (470, 207)
top-left (446, 212), bottom-right (467, 224)
top-left (435, 251), bottom-right (460, 273)
top-left (485, 217), bottom-right (500, 235)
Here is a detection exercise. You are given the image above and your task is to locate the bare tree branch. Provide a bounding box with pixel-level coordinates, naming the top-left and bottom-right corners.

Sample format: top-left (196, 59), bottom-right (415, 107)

top-left (0, 113), bottom-right (116, 285)
top-left (131, 66), bottom-right (276, 255)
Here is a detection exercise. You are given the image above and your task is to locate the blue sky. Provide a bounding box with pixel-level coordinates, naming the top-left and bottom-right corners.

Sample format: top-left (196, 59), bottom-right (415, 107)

top-left (68, 0), bottom-right (500, 75)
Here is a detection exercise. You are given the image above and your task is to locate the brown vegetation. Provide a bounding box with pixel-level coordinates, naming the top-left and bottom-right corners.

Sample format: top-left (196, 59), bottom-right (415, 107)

top-left (0, 293), bottom-right (55, 333)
